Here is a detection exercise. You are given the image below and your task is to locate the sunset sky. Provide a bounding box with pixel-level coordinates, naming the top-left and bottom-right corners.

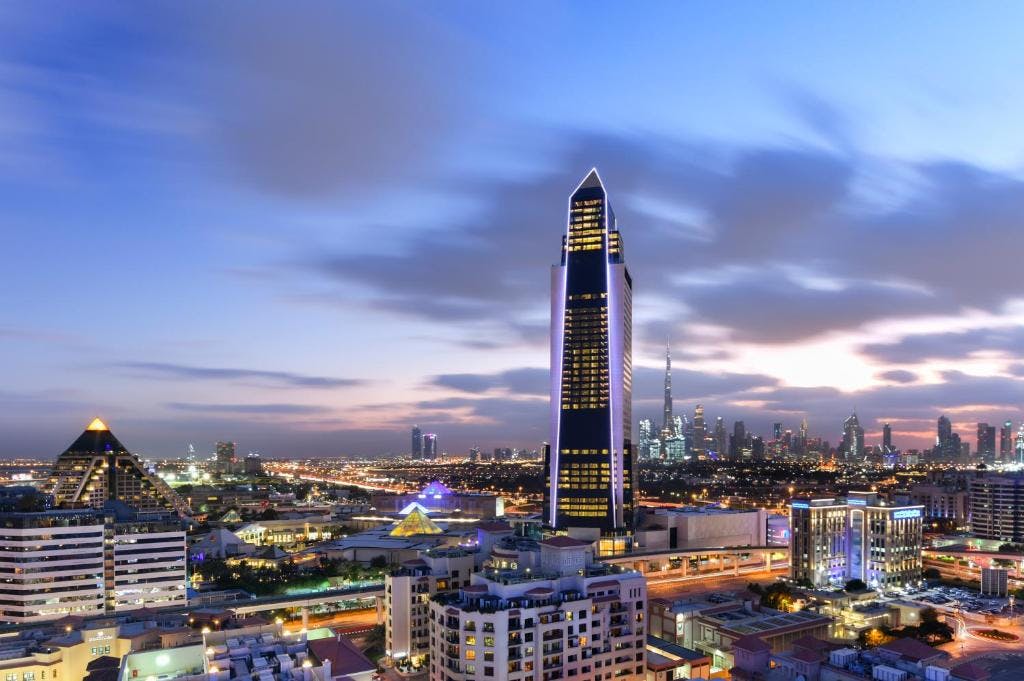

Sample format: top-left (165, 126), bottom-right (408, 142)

top-left (3, 3), bottom-right (1024, 458)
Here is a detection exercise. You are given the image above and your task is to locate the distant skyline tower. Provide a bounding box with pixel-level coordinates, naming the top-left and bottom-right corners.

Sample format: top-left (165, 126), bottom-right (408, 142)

top-left (1000, 420), bottom-right (1013, 462)
top-left (977, 422), bottom-right (996, 462)
top-left (936, 415), bottom-right (954, 462)
top-left (772, 422), bottom-right (782, 441)
top-left (545, 169), bottom-right (635, 547)
top-left (422, 433), bottom-right (437, 460)
top-left (692, 404), bottom-right (706, 456)
top-left (1016, 425), bottom-right (1024, 463)
top-left (731, 420), bottom-right (746, 460)
top-left (882, 422), bottom-right (892, 451)
top-left (842, 411), bottom-right (864, 460)
top-left (662, 340), bottom-right (674, 436)
top-left (714, 416), bottom-right (727, 457)
top-left (411, 425), bottom-right (423, 459)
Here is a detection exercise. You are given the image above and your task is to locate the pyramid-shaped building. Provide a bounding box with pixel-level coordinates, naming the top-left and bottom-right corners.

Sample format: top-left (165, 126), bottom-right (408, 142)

top-left (48, 418), bottom-right (191, 516)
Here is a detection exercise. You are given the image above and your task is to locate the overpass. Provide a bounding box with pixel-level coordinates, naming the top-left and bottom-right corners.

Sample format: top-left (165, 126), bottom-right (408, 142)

top-left (603, 544), bottom-right (790, 582)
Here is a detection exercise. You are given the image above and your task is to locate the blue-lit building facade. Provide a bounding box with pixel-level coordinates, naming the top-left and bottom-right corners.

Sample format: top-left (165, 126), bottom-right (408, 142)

top-left (544, 169), bottom-right (636, 552)
top-left (789, 492), bottom-right (923, 589)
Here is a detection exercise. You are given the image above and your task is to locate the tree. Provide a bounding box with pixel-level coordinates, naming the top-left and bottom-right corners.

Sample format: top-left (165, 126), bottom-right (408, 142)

top-left (922, 568), bottom-right (941, 579)
top-left (845, 578), bottom-right (868, 592)
top-left (759, 582), bottom-right (795, 612)
top-left (858, 626), bottom-right (895, 648)
top-left (259, 507), bottom-right (279, 521)
top-left (915, 607), bottom-right (954, 644)
top-left (370, 555), bottom-right (388, 569)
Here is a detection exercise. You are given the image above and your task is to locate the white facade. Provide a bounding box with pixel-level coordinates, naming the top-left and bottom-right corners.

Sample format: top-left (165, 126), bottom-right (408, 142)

top-left (0, 509), bottom-right (186, 623)
top-left (428, 539), bottom-right (646, 681)
top-left (112, 520), bottom-right (187, 611)
top-left (386, 548), bottom-right (476, 666)
top-left (0, 512), bottom-right (106, 622)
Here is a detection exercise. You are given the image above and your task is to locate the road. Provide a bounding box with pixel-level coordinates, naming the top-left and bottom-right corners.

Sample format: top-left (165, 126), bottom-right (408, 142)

top-left (282, 607), bottom-right (379, 634)
top-left (647, 568), bottom-right (784, 599)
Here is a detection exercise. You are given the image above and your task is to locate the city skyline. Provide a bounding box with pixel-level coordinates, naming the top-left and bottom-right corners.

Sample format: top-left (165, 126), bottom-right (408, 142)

top-left (4, 5), bottom-right (1024, 457)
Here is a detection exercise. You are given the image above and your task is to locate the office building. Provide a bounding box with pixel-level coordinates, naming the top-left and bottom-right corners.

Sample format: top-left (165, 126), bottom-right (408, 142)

top-left (882, 422), bottom-right (892, 452)
top-left (428, 536), bottom-right (647, 681)
top-left (789, 492), bottom-right (923, 589)
top-left (968, 472), bottom-right (1024, 542)
top-left (1017, 425), bottom-right (1024, 463)
top-left (0, 504), bottom-right (186, 623)
top-left (48, 418), bottom-right (190, 516)
top-left (412, 425), bottom-right (423, 459)
top-left (545, 169), bottom-right (636, 549)
top-left (772, 423), bottom-right (782, 441)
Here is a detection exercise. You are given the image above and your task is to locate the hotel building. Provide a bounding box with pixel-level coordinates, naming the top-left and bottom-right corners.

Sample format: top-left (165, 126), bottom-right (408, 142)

top-left (790, 492), bottom-right (923, 589)
top-left (428, 536), bottom-right (646, 681)
top-left (545, 169), bottom-right (637, 552)
top-left (0, 504), bottom-right (186, 623)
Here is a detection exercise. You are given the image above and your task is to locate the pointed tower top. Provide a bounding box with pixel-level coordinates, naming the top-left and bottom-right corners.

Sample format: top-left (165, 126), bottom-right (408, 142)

top-left (573, 167), bottom-right (604, 193)
top-left (86, 418), bottom-right (108, 431)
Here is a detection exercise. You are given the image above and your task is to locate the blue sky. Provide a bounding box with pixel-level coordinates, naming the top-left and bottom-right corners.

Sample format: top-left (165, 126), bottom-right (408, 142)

top-left (3, 3), bottom-right (1024, 458)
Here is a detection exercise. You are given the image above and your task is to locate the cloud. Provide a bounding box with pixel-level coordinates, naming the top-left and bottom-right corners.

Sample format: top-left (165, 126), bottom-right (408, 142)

top-left (165, 402), bottom-right (329, 415)
top-left (863, 327), bottom-right (1024, 364)
top-left (193, 3), bottom-right (480, 199)
top-left (431, 368), bottom-right (548, 395)
top-left (878, 369), bottom-right (918, 384)
top-left (118, 362), bottom-right (363, 389)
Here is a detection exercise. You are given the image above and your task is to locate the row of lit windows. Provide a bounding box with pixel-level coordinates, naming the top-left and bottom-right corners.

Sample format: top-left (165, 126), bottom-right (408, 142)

top-left (559, 449), bottom-right (610, 455)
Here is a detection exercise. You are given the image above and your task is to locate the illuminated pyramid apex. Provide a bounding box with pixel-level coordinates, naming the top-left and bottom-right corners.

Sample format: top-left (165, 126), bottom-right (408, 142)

top-left (86, 417), bottom-right (109, 431)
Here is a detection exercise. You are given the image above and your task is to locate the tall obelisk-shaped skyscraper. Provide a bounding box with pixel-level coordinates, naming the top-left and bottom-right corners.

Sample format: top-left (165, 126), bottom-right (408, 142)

top-left (544, 168), bottom-right (635, 553)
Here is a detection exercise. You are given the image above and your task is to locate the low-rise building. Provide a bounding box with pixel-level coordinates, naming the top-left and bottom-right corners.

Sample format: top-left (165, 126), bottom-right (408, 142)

top-left (790, 492), bottom-right (923, 589)
top-left (635, 506), bottom-right (769, 552)
top-left (119, 623), bottom-right (376, 681)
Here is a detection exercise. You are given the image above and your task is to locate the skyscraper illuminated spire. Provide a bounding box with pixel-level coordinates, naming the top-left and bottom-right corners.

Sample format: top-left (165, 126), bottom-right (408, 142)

top-left (545, 168), bottom-right (636, 546)
top-left (662, 339), bottom-right (673, 436)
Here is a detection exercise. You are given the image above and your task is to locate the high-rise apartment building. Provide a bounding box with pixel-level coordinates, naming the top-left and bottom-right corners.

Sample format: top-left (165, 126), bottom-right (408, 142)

top-left (545, 169), bottom-right (636, 549)
top-left (730, 421), bottom-right (746, 460)
top-left (48, 419), bottom-right (189, 516)
top-left (387, 547), bottom-right (476, 667)
top-left (0, 504), bottom-right (186, 623)
top-left (969, 473), bottom-right (1024, 542)
top-left (428, 537), bottom-right (646, 681)
top-left (790, 492), bottom-right (923, 589)
top-left (412, 426), bottom-right (423, 459)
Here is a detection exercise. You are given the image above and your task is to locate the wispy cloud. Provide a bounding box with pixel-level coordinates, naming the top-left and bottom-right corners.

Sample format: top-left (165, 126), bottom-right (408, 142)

top-left (165, 402), bottom-right (329, 415)
top-left (118, 362), bottom-right (364, 389)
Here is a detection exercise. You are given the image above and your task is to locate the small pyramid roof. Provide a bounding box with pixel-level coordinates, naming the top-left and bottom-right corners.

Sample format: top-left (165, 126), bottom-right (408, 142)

top-left (389, 508), bottom-right (443, 537)
top-left (399, 501), bottom-right (431, 515)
